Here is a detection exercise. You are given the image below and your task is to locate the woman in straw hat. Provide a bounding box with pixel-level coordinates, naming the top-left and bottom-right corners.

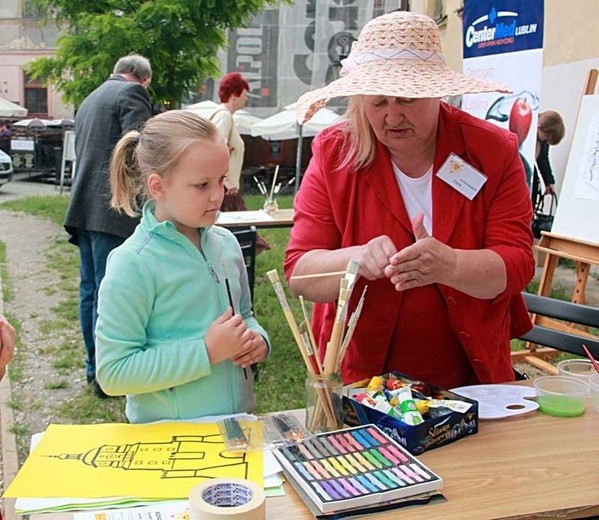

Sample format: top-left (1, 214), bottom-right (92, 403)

top-left (284, 11), bottom-right (535, 388)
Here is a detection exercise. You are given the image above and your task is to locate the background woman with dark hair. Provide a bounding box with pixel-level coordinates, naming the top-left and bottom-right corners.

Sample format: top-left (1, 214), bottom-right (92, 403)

top-left (532, 110), bottom-right (565, 209)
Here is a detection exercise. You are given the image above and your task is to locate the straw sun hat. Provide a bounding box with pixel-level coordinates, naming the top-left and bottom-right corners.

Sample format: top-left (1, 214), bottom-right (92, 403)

top-left (296, 11), bottom-right (510, 123)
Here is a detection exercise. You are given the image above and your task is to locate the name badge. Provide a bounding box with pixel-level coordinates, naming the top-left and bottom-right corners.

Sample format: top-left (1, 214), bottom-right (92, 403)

top-left (436, 153), bottom-right (487, 200)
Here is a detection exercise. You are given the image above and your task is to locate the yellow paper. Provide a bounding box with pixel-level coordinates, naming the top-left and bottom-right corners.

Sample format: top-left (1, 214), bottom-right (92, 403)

top-left (5, 422), bottom-right (263, 499)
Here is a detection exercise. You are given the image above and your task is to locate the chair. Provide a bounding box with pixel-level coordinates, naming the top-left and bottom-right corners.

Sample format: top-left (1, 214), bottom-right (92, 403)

top-left (517, 292), bottom-right (599, 368)
top-left (59, 130), bottom-right (76, 195)
top-left (231, 226), bottom-right (257, 307)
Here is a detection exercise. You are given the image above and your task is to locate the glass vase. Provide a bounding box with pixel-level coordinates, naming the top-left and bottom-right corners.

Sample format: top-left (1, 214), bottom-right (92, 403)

top-left (262, 196), bottom-right (279, 214)
top-left (305, 373), bottom-right (343, 434)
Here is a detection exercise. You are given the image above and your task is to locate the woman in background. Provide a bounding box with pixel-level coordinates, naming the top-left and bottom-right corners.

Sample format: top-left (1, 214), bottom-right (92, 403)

top-left (210, 72), bottom-right (248, 209)
top-left (532, 110), bottom-right (565, 209)
top-left (211, 72), bottom-right (270, 251)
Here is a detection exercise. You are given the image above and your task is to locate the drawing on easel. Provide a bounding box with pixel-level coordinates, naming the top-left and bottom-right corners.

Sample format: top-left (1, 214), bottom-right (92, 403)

top-left (574, 108), bottom-right (599, 199)
top-left (552, 89), bottom-right (599, 244)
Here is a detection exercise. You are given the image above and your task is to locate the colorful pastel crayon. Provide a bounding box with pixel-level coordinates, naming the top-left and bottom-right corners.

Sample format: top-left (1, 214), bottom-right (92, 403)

top-left (369, 448), bottom-right (392, 467)
top-left (321, 481), bottom-right (341, 500)
top-left (329, 479), bottom-right (350, 499)
top-left (320, 458), bottom-right (341, 478)
top-left (364, 472), bottom-right (386, 491)
top-left (338, 478), bottom-right (361, 497)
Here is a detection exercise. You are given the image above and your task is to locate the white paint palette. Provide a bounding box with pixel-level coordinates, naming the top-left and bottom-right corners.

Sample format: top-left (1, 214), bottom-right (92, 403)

top-left (449, 384), bottom-right (538, 420)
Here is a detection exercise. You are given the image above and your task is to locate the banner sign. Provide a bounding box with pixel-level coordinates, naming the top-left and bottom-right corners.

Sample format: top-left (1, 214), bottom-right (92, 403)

top-left (462, 0), bottom-right (544, 188)
top-left (223, 0), bottom-right (381, 110)
top-left (463, 1), bottom-right (544, 58)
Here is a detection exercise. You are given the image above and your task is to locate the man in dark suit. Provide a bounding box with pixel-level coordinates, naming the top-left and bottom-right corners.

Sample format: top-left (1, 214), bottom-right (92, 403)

top-left (64, 53), bottom-right (152, 396)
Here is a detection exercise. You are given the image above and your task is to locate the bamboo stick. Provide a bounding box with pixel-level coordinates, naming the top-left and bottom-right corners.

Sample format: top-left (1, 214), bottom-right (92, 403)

top-left (290, 271), bottom-right (346, 281)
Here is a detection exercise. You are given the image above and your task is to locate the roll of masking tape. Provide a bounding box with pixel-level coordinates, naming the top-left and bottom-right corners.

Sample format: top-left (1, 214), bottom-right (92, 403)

top-left (189, 478), bottom-right (266, 520)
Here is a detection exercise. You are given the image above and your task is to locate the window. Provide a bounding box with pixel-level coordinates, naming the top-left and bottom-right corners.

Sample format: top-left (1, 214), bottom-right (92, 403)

top-left (433, 0), bottom-right (447, 26)
top-left (23, 73), bottom-right (48, 117)
top-left (22, 0), bottom-right (43, 18)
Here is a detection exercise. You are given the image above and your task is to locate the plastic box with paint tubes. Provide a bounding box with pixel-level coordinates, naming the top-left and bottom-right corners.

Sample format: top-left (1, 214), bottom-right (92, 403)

top-left (342, 372), bottom-right (479, 455)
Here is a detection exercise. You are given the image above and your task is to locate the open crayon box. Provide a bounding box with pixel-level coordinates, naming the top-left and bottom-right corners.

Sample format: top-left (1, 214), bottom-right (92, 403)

top-left (342, 372), bottom-right (479, 455)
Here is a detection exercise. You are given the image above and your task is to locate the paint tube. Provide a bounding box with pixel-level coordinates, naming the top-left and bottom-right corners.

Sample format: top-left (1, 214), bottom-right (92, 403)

top-left (395, 385), bottom-right (424, 425)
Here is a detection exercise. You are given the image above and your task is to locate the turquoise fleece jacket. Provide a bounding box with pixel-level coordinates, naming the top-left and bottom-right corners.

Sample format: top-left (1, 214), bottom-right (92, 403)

top-left (95, 202), bottom-right (269, 423)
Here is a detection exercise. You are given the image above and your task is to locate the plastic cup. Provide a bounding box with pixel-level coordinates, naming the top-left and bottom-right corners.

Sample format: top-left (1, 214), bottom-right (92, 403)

top-left (534, 375), bottom-right (588, 417)
top-left (591, 374), bottom-right (599, 413)
top-left (557, 359), bottom-right (595, 391)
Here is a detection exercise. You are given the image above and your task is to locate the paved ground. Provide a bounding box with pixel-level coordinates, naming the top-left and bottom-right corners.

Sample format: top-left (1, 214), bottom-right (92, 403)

top-left (0, 172), bottom-right (62, 203)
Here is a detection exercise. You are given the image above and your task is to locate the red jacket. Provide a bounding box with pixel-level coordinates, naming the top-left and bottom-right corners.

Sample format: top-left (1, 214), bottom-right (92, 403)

top-left (285, 103), bottom-right (535, 385)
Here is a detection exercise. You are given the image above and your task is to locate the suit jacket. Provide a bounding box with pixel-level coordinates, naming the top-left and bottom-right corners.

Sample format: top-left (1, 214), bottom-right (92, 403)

top-left (64, 75), bottom-right (151, 243)
top-left (285, 102), bottom-right (535, 385)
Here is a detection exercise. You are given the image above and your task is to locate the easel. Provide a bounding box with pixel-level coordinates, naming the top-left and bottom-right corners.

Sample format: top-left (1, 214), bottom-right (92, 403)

top-left (514, 69), bottom-right (599, 372)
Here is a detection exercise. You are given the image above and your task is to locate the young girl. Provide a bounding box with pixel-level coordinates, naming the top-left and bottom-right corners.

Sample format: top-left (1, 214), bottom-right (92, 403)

top-left (95, 110), bottom-right (270, 423)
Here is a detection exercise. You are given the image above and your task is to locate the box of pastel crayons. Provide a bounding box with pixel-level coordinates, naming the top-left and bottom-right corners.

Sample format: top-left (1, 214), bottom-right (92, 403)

top-left (342, 372), bottom-right (478, 455)
top-left (273, 424), bottom-right (443, 515)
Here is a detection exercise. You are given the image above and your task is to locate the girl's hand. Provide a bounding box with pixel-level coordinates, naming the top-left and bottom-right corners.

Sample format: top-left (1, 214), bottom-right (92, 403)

top-left (231, 331), bottom-right (268, 369)
top-left (205, 307), bottom-right (253, 365)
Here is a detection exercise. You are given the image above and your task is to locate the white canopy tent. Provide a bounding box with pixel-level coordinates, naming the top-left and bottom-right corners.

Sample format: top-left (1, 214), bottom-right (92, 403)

top-left (0, 97), bottom-right (28, 118)
top-left (250, 103), bottom-right (342, 191)
top-left (12, 118), bottom-right (73, 128)
top-left (250, 102), bottom-right (340, 141)
top-left (183, 100), bottom-right (262, 135)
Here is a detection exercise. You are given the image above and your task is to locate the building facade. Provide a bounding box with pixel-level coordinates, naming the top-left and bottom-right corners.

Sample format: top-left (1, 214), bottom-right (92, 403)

top-left (0, 0), bottom-right (70, 118)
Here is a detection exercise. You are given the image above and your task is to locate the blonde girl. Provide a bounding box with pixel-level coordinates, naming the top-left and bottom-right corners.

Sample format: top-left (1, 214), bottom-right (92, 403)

top-left (95, 110), bottom-right (269, 423)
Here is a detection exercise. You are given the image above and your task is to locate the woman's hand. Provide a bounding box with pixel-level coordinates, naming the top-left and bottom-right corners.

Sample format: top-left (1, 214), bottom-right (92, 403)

top-left (385, 213), bottom-right (457, 291)
top-left (354, 235), bottom-right (398, 280)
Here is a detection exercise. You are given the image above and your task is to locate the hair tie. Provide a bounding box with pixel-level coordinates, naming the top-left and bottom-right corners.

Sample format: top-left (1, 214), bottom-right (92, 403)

top-left (135, 134), bottom-right (141, 145)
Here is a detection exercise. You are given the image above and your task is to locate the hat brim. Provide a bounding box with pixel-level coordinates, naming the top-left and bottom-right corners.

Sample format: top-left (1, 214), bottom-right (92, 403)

top-left (296, 60), bottom-right (510, 123)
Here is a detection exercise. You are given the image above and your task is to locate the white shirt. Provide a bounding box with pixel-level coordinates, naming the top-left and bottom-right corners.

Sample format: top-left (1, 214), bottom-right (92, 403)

top-left (392, 163), bottom-right (433, 235)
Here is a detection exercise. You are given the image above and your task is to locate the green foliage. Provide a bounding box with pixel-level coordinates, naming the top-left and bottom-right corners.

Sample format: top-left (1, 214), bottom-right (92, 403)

top-left (28, 0), bottom-right (288, 107)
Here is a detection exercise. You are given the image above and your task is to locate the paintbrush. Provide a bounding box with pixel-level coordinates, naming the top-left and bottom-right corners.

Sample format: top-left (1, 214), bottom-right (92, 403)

top-left (337, 285), bottom-right (368, 370)
top-left (299, 321), bottom-right (322, 375)
top-left (290, 270), bottom-right (346, 281)
top-left (221, 258), bottom-right (248, 380)
top-left (267, 270), bottom-right (337, 427)
top-left (323, 260), bottom-right (360, 375)
top-left (278, 177), bottom-right (296, 196)
top-left (266, 269), bottom-right (309, 366)
top-left (252, 175), bottom-right (267, 196)
top-left (268, 165), bottom-right (280, 201)
top-left (582, 344), bottom-right (599, 374)
top-left (299, 295), bottom-right (320, 372)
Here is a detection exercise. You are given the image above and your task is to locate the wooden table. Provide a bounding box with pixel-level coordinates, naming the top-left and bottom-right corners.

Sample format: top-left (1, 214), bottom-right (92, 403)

top-left (216, 208), bottom-right (294, 229)
top-left (29, 393), bottom-right (599, 520)
top-left (267, 399), bottom-right (599, 519)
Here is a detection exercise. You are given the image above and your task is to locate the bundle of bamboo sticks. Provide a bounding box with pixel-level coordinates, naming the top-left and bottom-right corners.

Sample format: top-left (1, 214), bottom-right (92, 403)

top-left (267, 261), bottom-right (367, 432)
